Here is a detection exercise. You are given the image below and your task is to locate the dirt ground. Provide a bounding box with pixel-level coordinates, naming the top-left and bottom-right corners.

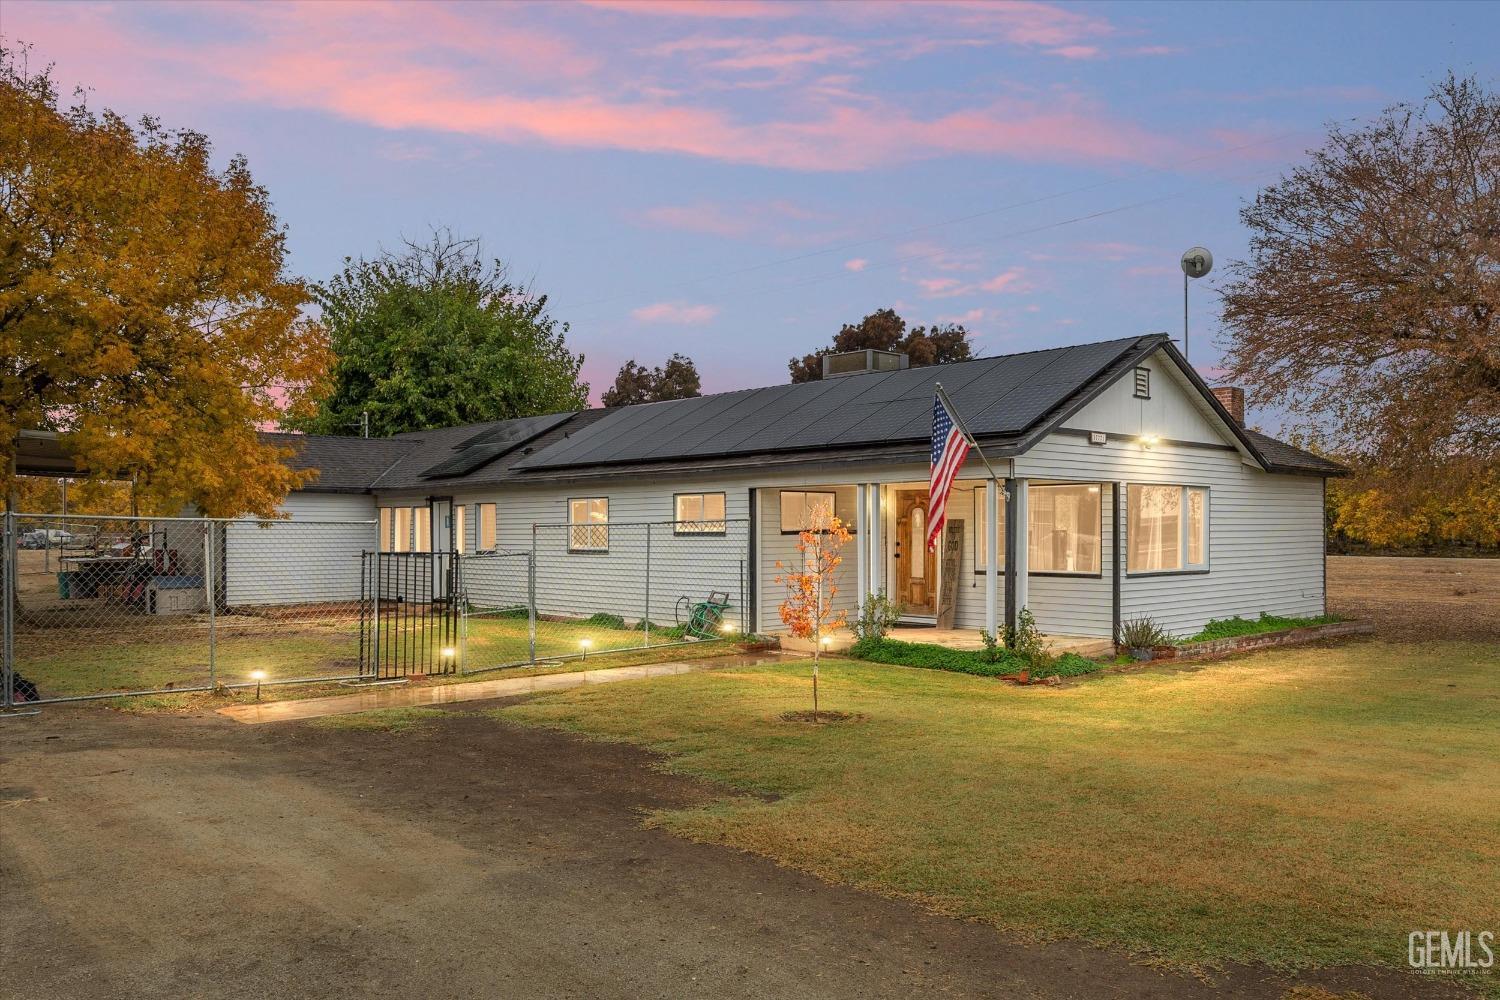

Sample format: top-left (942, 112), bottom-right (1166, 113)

top-left (1, 557), bottom-right (1490, 999)
top-left (1327, 554), bottom-right (1500, 640)
top-left (0, 703), bottom-right (1471, 1000)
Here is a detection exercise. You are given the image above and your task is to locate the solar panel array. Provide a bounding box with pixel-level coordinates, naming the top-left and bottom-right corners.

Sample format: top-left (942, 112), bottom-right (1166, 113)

top-left (516, 335), bottom-right (1153, 471)
top-left (418, 412), bottom-right (574, 479)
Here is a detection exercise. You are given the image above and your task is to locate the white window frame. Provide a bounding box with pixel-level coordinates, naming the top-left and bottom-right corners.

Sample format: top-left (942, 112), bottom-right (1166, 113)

top-left (477, 502), bottom-right (496, 551)
top-left (1126, 483), bottom-right (1210, 576)
top-left (674, 492), bottom-right (727, 535)
top-left (779, 490), bottom-right (837, 534)
top-left (972, 487), bottom-right (1006, 573)
top-left (1027, 483), bottom-right (1103, 576)
top-left (568, 497), bottom-right (609, 552)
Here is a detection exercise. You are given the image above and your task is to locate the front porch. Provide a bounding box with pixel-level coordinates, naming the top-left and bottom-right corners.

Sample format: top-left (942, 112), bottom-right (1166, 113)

top-left (756, 475), bottom-right (1116, 647)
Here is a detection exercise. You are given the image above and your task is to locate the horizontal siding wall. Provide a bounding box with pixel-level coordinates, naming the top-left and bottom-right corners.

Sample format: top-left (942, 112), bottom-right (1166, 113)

top-left (757, 484), bottom-right (859, 634)
top-left (1017, 436), bottom-right (1325, 638)
top-left (223, 493), bottom-right (377, 606)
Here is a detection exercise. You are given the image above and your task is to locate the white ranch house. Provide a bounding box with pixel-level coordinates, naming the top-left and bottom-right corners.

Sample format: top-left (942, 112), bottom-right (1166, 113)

top-left (248, 334), bottom-right (1343, 644)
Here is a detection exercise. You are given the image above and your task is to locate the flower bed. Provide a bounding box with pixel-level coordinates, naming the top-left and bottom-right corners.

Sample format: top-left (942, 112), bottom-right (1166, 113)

top-left (1129, 619), bottom-right (1374, 661)
top-left (847, 637), bottom-right (1102, 681)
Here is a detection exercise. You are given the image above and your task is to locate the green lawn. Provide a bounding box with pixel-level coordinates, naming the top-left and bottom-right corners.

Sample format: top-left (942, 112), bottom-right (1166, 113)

top-left (497, 639), bottom-right (1500, 988)
top-left (15, 612), bottom-right (711, 699)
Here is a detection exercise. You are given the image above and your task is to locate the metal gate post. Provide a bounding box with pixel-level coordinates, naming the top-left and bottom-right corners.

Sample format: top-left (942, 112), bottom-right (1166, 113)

top-left (527, 526), bottom-right (537, 665)
top-left (644, 523), bottom-right (652, 648)
top-left (204, 522), bottom-right (216, 688)
top-left (3, 510), bottom-right (14, 709)
top-left (371, 551), bottom-right (381, 678)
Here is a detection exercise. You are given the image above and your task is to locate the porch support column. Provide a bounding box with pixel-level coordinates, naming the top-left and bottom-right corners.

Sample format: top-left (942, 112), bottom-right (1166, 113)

top-left (984, 479), bottom-right (999, 636)
top-left (854, 483), bottom-right (868, 612)
top-left (1003, 478), bottom-right (1029, 633)
top-left (867, 483), bottom-right (882, 598)
top-left (1014, 479), bottom-right (1029, 620)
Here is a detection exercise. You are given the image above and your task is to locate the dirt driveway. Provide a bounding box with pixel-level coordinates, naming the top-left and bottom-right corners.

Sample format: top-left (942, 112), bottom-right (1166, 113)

top-left (1, 703), bottom-right (1461, 1000)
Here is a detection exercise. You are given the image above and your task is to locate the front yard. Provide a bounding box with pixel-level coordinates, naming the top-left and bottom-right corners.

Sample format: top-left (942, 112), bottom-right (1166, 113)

top-left (499, 639), bottom-right (1499, 989)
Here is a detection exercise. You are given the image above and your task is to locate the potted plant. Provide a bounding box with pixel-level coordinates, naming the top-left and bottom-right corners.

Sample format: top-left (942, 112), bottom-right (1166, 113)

top-left (1119, 617), bottom-right (1169, 661)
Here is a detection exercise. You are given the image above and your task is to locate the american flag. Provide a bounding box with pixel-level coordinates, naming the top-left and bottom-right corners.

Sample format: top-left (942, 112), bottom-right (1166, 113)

top-left (928, 392), bottom-right (971, 551)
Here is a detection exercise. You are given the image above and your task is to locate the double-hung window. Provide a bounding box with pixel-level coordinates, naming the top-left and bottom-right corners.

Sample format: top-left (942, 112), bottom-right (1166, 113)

top-left (569, 498), bottom-right (609, 552)
top-left (1128, 484), bottom-right (1209, 573)
top-left (675, 493), bottom-right (726, 535)
top-left (1028, 484), bottom-right (1102, 574)
top-left (779, 490), bottom-right (837, 533)
top-left (454, 505), bottom-right (466, 554)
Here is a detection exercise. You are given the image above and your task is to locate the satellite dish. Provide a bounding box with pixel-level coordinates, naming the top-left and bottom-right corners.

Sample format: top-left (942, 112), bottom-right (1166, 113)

top-left (1181, 246), bottom-right (1213, 279)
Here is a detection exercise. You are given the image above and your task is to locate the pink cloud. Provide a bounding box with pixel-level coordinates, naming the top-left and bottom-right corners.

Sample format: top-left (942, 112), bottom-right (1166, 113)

top-left (1047, 45), bottom-right (1101, 60)
top-left (917, 277), bottom-right (965, 297)
top-left (979, 268), bottom-right (1030, 293)
top-left (6, 1), bottom-right (1190, 172)
top-left (581, 0), bottom-right (792, 18)
top-left (634, 199), bottom-right (839, 246)
top-left (844, 258), bottom-right (869, 272)
top-left (631, 301), bottom-right (720, 324)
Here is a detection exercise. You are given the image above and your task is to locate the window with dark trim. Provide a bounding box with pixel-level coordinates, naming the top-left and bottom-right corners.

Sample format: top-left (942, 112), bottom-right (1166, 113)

top-left (674, 492), bottom-right (726, 535)
top-left (1127, 484), bottom-right (1209, 574)
top-left (779, 490), bottom-right (837, 533)
top-left (568, 497), bottom-right (609, 551)
top-left (1027, 484), bottom-right (1102, 575)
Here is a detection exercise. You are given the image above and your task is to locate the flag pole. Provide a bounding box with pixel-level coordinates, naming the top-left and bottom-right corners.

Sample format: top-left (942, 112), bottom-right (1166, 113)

top-left (935, 382), bottom-right (1004, 484)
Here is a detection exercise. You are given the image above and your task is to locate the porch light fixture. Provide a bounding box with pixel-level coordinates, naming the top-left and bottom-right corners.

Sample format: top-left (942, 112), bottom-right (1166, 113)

top-left (1139, 434), bottom-right (1160, 450)
top-left (250, 669), bottom-right (267, 701)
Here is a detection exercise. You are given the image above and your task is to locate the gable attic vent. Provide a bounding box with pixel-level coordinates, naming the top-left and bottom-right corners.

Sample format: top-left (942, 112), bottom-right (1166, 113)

top-left (822, 349), bottom-right (910, 379)
top-left (1211, 386), bottom-right (1246, 425)
top-left (1133, 366), bottom-right (1151, 399)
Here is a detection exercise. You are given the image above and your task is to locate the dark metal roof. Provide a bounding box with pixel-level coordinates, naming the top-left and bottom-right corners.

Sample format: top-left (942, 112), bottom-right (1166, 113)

top-left (515, 335), bottom-right (1159, 471)
top-left (261, 333), bottom-right (1346, 492)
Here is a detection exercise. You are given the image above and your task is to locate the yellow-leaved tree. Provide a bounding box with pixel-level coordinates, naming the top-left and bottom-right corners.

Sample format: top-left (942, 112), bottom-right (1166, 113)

top-left (0, 49), bottom-right (329, 516)
top-left (773, 504), bottom-right (851, 721)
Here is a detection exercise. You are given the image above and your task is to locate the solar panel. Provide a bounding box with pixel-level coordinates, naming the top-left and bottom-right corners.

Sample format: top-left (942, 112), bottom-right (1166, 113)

top-left (516, 335), bottom-right (1155, 470)
top-left (418, 412), bottom-right (574, 479)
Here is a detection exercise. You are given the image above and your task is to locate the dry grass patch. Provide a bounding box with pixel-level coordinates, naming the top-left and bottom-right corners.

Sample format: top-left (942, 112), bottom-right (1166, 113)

top-left (499, 640), bottom-right (1499, 991)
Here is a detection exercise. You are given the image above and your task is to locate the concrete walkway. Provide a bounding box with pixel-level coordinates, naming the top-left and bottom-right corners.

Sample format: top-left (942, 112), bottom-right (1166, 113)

top-left (219, 660), bottom-right (731, 725)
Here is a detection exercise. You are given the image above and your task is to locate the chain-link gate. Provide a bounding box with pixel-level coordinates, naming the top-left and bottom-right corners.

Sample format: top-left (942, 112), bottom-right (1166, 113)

top-left (2, 511), bottom-right (377, 707)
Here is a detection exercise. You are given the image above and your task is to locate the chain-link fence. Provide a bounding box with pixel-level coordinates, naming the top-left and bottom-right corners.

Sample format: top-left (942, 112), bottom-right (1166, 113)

top-left (457, 519), bottom-right (750, 673)
top-left (1, 512), bottom-right (753, 708)
top-left (3, 512), bottom-right (377, 705)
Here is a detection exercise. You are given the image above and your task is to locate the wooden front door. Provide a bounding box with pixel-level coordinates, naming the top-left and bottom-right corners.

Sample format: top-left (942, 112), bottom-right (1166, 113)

top-left (893, 490), bottom-right (937, 616)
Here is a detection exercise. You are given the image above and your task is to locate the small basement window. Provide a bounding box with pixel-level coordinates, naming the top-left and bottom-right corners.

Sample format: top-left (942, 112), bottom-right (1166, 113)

top-left (675, 492), bottom-right (726, 534)
top-left (1133, 366), bottom-right (1151, 399)
top-left (569, 497), bottom-right (609, 552)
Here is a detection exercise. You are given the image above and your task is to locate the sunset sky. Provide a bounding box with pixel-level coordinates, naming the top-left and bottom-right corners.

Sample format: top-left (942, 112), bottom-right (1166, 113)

top-left (4, 0), bottom-right (1495, 423)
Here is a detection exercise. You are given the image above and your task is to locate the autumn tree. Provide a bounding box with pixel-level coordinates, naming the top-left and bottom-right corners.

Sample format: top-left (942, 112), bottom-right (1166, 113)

top-left (601, 353), bottom-right (702, 407)
top-left (788, 308), bottom-right (974, 383)
top-left (1220, 73), bottom-right (1500, 519)
top-left (0, 50), bottom-right (329, 517)
top-left (298, 230), bottom-right (588, 436)
top-left (772, 504), bottom-right (851, 721)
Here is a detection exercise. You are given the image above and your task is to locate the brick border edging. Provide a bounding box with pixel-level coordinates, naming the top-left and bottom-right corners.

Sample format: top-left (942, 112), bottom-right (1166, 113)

top-left (1121, 620), bottom-right (1375, 662)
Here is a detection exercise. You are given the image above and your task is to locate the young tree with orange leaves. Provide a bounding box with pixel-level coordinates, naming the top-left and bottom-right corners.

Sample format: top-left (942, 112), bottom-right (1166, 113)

top-left (773, 504), bottom-right (851, 720)
top-left (1, 50), bottom-right (329, 517)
